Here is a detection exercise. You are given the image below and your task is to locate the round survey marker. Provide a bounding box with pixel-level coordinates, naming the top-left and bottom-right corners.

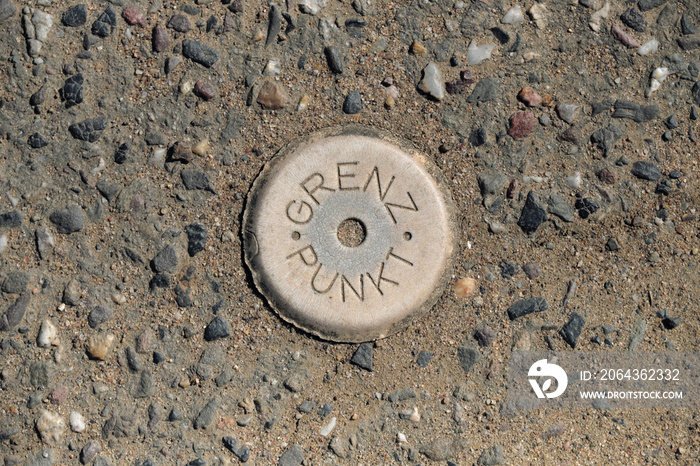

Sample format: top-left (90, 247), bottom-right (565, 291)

top-left (242, 126), bottom-right (457, 342)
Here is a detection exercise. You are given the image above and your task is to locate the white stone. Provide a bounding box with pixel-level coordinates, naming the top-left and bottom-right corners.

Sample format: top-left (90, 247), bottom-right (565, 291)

top-left (37, 319), bottom-right (58, 348)
top-left (397, 432), bottom-right (407, 443)
top-left (502, 5), bottom-right (524, 24)
top-left (36, 410), bottom-right (65, 445)
top-left (528, 3), bottom-right (547, 29)
top-left (70, 412), bottom-right (86, 433)
top-left (589, 1), bottom-right (610, 32)
top-left (566, 172), bottom-right (582, 189)
top-left (0, 235), bottom-right (6, 253)
top-left (467, 41), bottom-right (496, 66)
top-left (638, 39), bottom-right (659, 56)
top-left (418, 62), bottom-right (445, 101)
top-left (320, 416), bottom-right (336, 436)
top-left (299, 0), bottom-right (325, 15)
top-left (32, 10), bottom-right (53, 42)
top-left (646, 67), bottom-right (670, 98)
top-left (318, 16), bottom-right (337, 41)
top-left (263, 59), bottom-right (281, 76)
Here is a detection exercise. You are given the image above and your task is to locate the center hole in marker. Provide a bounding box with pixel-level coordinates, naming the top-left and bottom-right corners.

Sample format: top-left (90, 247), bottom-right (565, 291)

top-left (337, 218), bottom-right (366, 248)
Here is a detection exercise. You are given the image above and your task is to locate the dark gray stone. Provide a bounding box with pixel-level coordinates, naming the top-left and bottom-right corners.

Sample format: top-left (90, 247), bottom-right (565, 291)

top-left (591, 100), bottom-right (614, 117)
top-left (0, 0), bottom-right (17, 23)
top-left (0, 211), bottom-right (21, 228)
top-left (681, 15), bottom-right (698, 34)
top-left (29, 361), bottom-right (50, 387)
top-left (168, 407), bottom-right (183, 421)
top-left (416, 350), bottom-right (433, 367)
top-left (94, 457), bottom-right (111, 466)
top-left (204, 316), bottom-right (229, 341)
top-left (63, 4), bottom-right (87, 27)
top-left (324, 46), bottom-right (343, 74)
top-left (80, 441), bottom-right (101, 465)
top-left (278, 445), bottom-right (304, 466)
top-left (133, 370), bottom-right (154, 398)
top-left (167, 14), bottom-right (191, 32)
top-left (185, 459), bottom-right (205, 466)
top-left (631, 161), bottom-right (662, 181)
top-left (193, 397), bottom-right (220, 429)
top-left (3, 272), bottom-right (28, 294)
top-left (547, 194), bottom-right (575, 222)
top-left (182, 40), bottom-right (220, 67)
top-left (664, 115), bottom-right (679, 129)
top-left (343, 90), bottom-right (362, 114)
top-left (388, 387), bottom-right (416, 402)
top-left (174, 284), bottom-right (193, 308)
top-left (620, 8), bottom-right (646, 32)
top-left (28, 133), bottom-right (49, 148)
top-left (152, 245), bottom-right (178, 273)
top-left (96, 180), bottom-right (120, 202)
top-left (92, 6), bottom-right (116, 37)
top-left (350, 342), bottom-right (373, 371)
top-left (677, 37), bottom-right (700, 51)
top-left (298, 400), bottom-right (315, 413)
top-left (560, 312), bottom-right (585, 348)
top-left (185, 223), bottom-right (207, 256)
top-left (49, 205), bottom-right (85, 234)
top-left (637, 0), bottom-right (666, 11)
top-left (612, 100), bottom-right (659, 123)
top-left (457, 345), bottom-right (480, 372)
top-left (223, 436), bottom-right (250, 463)
top-left (517, 191), bottom-right (547, 234)
top-left (125, 346), bottom-right (142, 372)
top-left (88, 305), bottom-right (112, 329)
top-left (469, 128), bottom-right (487, 146)
top-left (466, 78), bottom-right (500, 103)
top-left (215, 369), bottom-right (232, 387)
top-left (181, 169), bottom-right (216, 193)
top-left (507, 297), bottom-right (548, 320)
top-left (61, 74), bottom-right (84, 108)
top-left (69, 117), bottom-right (106, 142)
top-left (265, 4), bottom-right (281, 47)
top-left (692, 81), bottom-right (700, 106)
top-left (147, 403), bottom-right (163, 430)
top-left (591, 123), bottom-right (624, 156)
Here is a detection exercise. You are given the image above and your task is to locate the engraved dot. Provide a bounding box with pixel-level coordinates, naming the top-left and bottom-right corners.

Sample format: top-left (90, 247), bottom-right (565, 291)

top-left (291, 231), bottom-right (301, 240)
top-left (403, 232), bottom-right (412, 241)
top-left (337, 218), bottom-right (366, 248)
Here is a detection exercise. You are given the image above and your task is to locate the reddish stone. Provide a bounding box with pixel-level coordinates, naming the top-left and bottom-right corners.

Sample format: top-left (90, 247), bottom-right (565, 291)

top-left (597, 167), bottom-right (616, 184)
top-left (508, 112), bottom-right (537, 139)
top-left (49, 386), bottom-right (69, 405)
top-left (152, 24), bottom-right (170, 53)
top-left (194, 80), bottom-right (216, 101)
top-left (122, 7), bottom-right (147, 27)
top-left (518, 87), bottom-right (542, 107)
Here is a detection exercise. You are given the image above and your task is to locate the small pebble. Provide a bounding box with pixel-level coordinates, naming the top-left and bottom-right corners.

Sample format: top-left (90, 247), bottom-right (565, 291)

top-left (453, 277), bottom-right (477, 298)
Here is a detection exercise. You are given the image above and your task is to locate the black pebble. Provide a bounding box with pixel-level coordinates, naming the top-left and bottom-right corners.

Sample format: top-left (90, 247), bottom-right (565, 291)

top-left (63, 4), bottom-right (87, 27)
top-left (343, 90), bottom-right (362, 114)
top-left (28, 132), bottom-right (48, 148)
top-left (350, 342), bottom-right (373, 371)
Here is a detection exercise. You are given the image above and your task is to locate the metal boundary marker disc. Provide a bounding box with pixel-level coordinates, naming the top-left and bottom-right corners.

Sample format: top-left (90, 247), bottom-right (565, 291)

top-left (242, 126), bottom-right (457, 342)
